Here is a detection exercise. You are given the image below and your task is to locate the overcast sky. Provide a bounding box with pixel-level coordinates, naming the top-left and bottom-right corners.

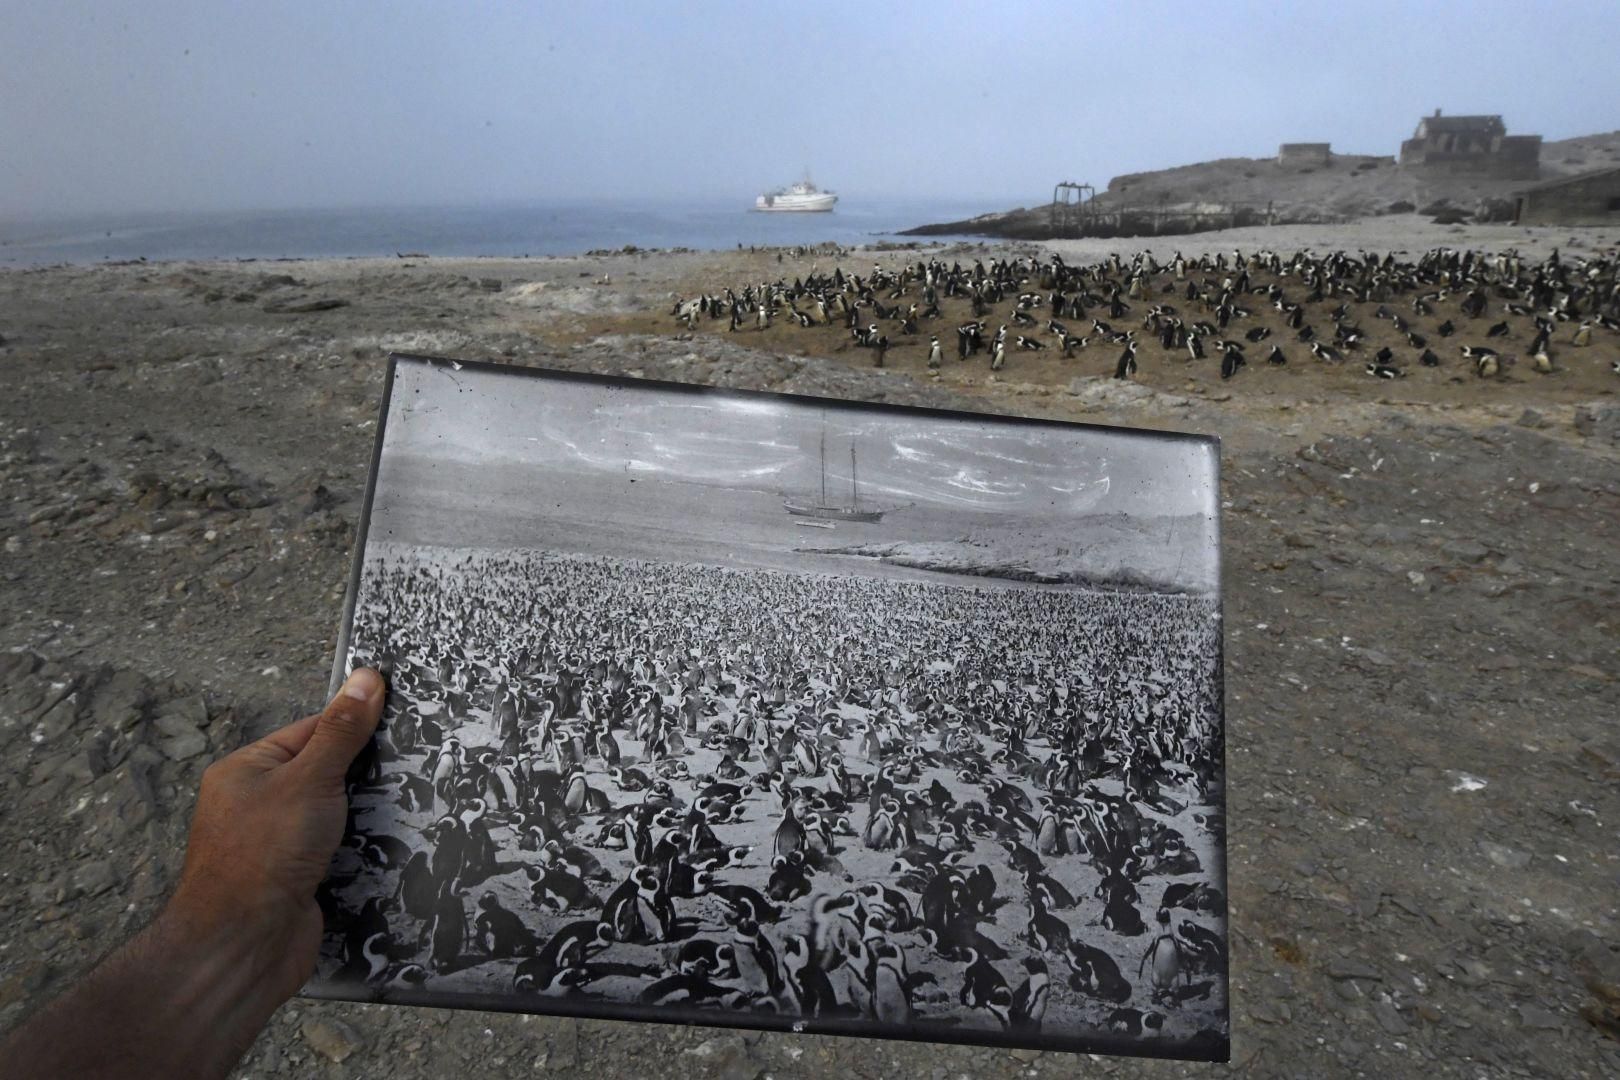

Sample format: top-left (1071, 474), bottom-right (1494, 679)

top-left (384, 360), bottom-right (1216, 518)
top-left (3, 1), bottom-right (1617, 219)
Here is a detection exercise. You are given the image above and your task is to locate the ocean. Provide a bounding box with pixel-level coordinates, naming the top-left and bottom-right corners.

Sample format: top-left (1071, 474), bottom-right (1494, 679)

top-left (0, 195), bottom-right (1001, 268)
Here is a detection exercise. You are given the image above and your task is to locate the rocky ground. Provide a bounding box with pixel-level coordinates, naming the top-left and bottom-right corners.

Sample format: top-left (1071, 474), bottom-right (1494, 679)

top-left (1, 232), bottom-right (1618, 1078)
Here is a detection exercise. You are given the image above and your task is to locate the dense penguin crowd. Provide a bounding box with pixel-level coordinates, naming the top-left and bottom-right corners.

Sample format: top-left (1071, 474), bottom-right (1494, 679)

top-left (671, 246), bottom-right (1620, 383)
top-left (315, 543), bottom-right (1227, 1054)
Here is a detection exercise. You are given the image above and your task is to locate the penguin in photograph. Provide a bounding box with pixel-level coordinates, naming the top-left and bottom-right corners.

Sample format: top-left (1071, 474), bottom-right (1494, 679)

top-left (1066, 941), bottom-right (1133, 1003)
top-left (513, 920), bottom-right (613, 994)
top-left (475, 891), bottom-right (540, 958)
top-left (1485, 320), bottom-right (1511, 338)
top-left (728, 916), bottom-right (785, 1000)
top-left (1026, 891), bottom-right (1075, 953)
top-left (1437, 318), bottom-right (1456, 337)
top-left (395, 851), bottom-right (437, 921)
top-left (1571, 320), bottom-right (1593, 346)
top-left (781, 934), bottom-right (838, 1018)
top-left (1009, 956), bottom-right (1049, 1033)
top-left (675, 938), bottom-right (739, 979)
top-left (926, 335), bottom-right (942, 369)
top-left (425, 877), bottom-right (468, 974)
top-left (866, 938), bottom-right (914, 1025)
top-left (1016, 334), bottom-right (1044, 351)
top-left (1419, 348), bottom-right (1441, 367)
top-left (1140, 910), bottom-right (1191, 1002)
top-left (710, 882), bottom-right (784, 926)
top-left (958, 948), bottom-right (1013, 1029)
top-left (766, 851), bottom-right (812, 903)
top-left (525, 862), bottom-right (601, 912)
top-left (991, 339), bottom-right (1006, 371)
top-left (1177, 920), bottom-right (1229, 977)
top-left (336, 928), bottom-right (399, 985)
top-left (1266, 345), bottom-right (1287, 366)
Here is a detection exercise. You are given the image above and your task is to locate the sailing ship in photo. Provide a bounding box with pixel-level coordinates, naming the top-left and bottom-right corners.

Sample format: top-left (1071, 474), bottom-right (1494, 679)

top-left (753, 174), bottom-right (838, 212)
top-left (784, 425), bottom-right (892, 524)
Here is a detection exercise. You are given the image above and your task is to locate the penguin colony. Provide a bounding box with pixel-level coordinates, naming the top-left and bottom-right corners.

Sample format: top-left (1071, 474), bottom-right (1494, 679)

top-left (671, 247), bottom-right (1620, 384)
top-left (316, 544), bottom-right (1228, 1056)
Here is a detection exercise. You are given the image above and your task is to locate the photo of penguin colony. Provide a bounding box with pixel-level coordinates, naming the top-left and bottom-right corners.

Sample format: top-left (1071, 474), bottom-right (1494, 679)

top-left (666, 246), bottom-right (1620, 386)
top-left (313, 506), bottom-right (1228, 1053)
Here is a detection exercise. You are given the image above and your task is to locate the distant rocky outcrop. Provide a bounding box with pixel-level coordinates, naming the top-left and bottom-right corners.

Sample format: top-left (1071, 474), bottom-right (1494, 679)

top-left (904, 130), bottom-right (1620, 239)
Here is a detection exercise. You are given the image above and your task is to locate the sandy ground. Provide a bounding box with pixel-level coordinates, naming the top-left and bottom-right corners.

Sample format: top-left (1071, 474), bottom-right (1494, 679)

top-left (1, 217), bottom-right (1618, 1078)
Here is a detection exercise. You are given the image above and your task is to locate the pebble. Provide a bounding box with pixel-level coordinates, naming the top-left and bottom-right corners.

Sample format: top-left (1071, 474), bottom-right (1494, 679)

top-left (1478, 840), bottom-right (1531, 869)
top-left (1328, 957), bottom-right (1383, 981)
top-left (156, 727), bottom-right (208, 761)
top-left (1373, 999), bottom-right (1409, 1035)
top-left (1517, 1003), bottom-right (1565, 1031)
top-left (70, 860), bottom-right (118, 897)
top-left (1441, 538), bottom-right (1490, 563)
top-left (301, 1016), bottom-right (365, 1063)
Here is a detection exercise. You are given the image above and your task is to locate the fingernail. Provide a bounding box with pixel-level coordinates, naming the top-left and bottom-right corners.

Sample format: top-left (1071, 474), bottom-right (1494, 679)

top-left (342, 668), bottom-right (379, 701)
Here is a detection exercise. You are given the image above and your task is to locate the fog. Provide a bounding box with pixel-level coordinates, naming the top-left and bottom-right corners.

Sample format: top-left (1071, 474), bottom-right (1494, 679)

top-left (3, 0), bottom-right (1617, 219)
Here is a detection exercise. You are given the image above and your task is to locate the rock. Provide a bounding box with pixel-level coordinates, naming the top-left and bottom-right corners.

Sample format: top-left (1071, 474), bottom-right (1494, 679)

top-left (301, 1016), bottom-right (365, 1063)
top-left (295, 483), bottom-right (340, 517)
top-left (1441, 538), bottom-right (1490, 563)
top-left (1573, 403), bottom-right (1619, 440)
top-left (90, 669), bottom-right (152, 730)
top-left (684, 1035), bottom-right (758, 1080)
top-left (1327, 957), bottom-right (1382, 981)
top-left (157, 727), bottom-right (209, 761)
top-left (263, 297), bottom-right (349, 314)
top-left (71, 860), bottom-right (118, 898)
top-left (1516, 408), bottom-right (1548, 429)
top-left (1372, 999), bottom-right (1410, 1035)
top-left (478, 278), bottom-right (503, 292)
top-left (1517, 1003), bottom-right (1566, 1031)
top-left (32, 691), bottom-right (83, 744)
top-left (1283, 532), bottom-right (1315, 549)
top-left (1065, 377), bottom-right (1186, 409)
top-left (1478, 840), bottom-right (1530, 869)
top-left (1009, 1046), bottom-right (1042, 1062)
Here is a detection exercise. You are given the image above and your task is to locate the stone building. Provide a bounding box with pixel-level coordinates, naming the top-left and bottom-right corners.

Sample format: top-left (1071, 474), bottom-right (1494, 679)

top-left (1277, 143), bottom-right (1331, 168)
top-left (1515, 167), bottom-right (1620, 225)
top-left (1398, 110), bottom-right (1541, 180)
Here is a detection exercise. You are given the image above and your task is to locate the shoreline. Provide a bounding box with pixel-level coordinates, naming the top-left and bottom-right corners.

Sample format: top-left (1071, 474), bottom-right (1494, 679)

top-left (5, 212), bottom-right (1615, 275)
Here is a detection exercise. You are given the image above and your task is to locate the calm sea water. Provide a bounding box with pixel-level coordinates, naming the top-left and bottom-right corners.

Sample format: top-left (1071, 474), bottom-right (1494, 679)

top-left (0, 196), bottom-right (1002, 268)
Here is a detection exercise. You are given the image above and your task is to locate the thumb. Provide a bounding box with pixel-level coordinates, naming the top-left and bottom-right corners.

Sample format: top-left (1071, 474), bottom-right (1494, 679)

top-left (297, 667), bottom-right (385, 782)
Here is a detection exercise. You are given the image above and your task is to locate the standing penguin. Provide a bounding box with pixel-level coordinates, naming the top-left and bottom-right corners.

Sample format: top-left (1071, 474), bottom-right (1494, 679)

top-left (1010, 956), bottom-right (1050, 1033)
top-left (1114, 339), bottom-right (1138, 380)
top-left (926, 335), bottom-right (942, 370)
top-left (991, 339), bottom-right (1006, 371)
top-left (426, 878), bottom-right (468, 974)
top-left (1138, 909), bottom-right (1189, 1002)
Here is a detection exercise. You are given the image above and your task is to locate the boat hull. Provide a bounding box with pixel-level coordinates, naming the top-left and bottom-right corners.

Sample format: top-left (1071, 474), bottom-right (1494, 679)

top-left (754, 194), bottom-right (838, 212)
top-left (784, 502), bottom-right (884, 523)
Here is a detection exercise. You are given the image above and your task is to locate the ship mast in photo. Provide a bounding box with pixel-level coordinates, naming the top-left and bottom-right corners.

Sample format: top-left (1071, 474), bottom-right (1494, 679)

top-left (783, 418), bottom-right (892, 524)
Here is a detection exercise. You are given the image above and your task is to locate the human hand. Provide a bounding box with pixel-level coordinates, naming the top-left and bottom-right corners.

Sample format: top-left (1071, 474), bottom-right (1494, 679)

top-left (167, 667), bottom-right (385, 1000)
top-left (1, 668), bottom-right (386, 1080)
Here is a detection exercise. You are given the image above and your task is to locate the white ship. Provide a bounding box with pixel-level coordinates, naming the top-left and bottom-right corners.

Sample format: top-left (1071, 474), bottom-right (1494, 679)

top-left (754, 176), bottom-right (837, 212)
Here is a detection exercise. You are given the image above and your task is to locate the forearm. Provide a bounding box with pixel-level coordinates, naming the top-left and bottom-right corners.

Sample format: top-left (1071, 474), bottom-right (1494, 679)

top-left (2, 900), bottom-right (290, 1080)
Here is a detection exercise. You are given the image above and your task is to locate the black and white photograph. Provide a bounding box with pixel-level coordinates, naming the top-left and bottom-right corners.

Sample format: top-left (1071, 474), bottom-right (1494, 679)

top-left (309, 352), bottom-right (1218, 1055)
top-left (312, 355), bottom-right (1227, 1060)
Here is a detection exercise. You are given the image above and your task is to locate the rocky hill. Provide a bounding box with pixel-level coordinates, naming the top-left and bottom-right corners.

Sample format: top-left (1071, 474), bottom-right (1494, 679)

top-left (905, 130), bottom-right (1620, 239)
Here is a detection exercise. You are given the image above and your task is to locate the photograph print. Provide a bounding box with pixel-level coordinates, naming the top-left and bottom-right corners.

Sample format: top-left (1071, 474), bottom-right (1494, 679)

top-left (311, 355), bottom-right (1228, 1061)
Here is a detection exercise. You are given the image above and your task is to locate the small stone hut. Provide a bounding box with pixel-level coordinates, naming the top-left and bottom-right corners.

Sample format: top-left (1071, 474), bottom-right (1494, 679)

top-left (1277, 143), bottom-right (1331, 168)
top-left (1515, 167), bottom-right (1620, 225)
